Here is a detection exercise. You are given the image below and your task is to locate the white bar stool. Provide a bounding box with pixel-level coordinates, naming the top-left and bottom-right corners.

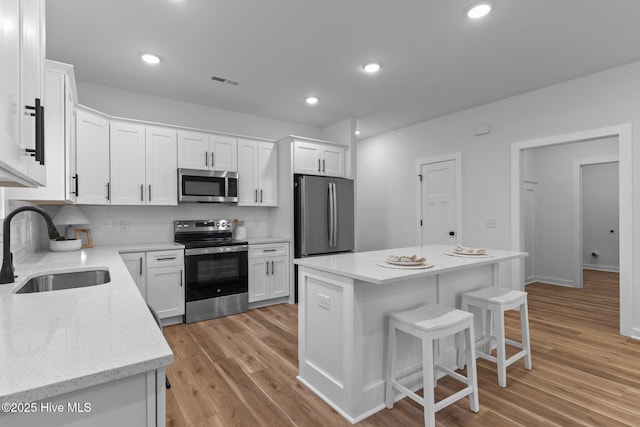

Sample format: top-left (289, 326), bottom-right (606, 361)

top-left (385, 303), bottom-right (479, 426)
top-left (461, 287), bottom-right (532, 387)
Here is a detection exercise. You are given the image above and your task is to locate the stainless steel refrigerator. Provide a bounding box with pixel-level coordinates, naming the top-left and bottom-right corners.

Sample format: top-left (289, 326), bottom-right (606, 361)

top-left (294, 174), bottom-right (355, 258)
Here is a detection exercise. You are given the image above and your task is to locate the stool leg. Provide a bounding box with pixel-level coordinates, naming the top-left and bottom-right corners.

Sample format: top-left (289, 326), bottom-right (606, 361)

top-left (495, 307), bottom-right (507, 387)
top-left (433, 338), bottom-right (439, 387)
top-left (459, 297), bottom-right (469, 369)
top-left (465, 321), bottom-right (480, 413)
top-left (422, 336), bottom-right (436, 427)
top-left (385, 319), bottom-right (397, 409)
top-left (483, 307), bottom-right (492, 354)
top-left (521, 298), bottom-right (532, 370)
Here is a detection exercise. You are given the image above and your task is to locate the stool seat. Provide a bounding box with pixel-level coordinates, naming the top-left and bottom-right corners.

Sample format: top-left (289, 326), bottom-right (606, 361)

top-left (461, 287), bottom-right (532, 388)
top-left (386, 303), bottom-right (479, 426)
top-left (390, 304), bottom-right (473, 332)
top-left (462, 287), bottom-right (526, 305)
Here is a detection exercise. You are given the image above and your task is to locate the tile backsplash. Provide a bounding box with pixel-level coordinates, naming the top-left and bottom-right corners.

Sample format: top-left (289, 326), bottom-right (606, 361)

top-left (0, 199), bottom-right (40, 264)
top-left (37, 204), bottom-right (276, 247)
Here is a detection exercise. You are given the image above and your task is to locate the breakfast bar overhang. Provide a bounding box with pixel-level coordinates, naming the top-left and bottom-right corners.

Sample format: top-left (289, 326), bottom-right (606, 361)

top-left (293, 244), bottom-right (527, 423)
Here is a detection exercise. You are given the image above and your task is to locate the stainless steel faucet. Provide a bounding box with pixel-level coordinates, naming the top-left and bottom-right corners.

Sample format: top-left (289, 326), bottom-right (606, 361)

top-left (0, 206), bottom-right (61, 284)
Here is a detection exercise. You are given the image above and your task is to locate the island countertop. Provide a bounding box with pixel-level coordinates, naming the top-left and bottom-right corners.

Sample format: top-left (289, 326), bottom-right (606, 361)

top-left (0, 246), bottom-right (174, 403)
top-left (293, 244), bottom-right (527, 285)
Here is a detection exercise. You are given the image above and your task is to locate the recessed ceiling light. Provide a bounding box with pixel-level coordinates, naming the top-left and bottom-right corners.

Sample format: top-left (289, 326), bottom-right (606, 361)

top-left (355, 130), bottom-right (361, 136)
top-left (141, 53), bottom-right (161, 64)
top-left (305, 96), bottom-right (319, 105)
top-left (467, 3), bottom-right (491, 19)
top-left (362, 63), bottom-right (381, 74)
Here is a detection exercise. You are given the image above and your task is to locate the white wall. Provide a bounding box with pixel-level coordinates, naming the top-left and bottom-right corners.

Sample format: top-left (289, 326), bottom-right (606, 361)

top-left (356, 60), bottom-right (640, 336)
top-left (523, 138), bottom-right (618, 285)
top-left (582, 162), bottom-right (619, 271)
top-left (0, 193), bottom-right (42, 265)
top-left (76, 81), bottom-right (323, 141)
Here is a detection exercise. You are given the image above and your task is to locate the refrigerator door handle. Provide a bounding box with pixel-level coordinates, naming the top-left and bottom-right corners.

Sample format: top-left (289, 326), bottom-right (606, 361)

top-left (332, 182), bottom-right (338, 247)
top-left (300, 178), bottom-right (306, 256)
top-left (328, 182), bottom-right (334, 247)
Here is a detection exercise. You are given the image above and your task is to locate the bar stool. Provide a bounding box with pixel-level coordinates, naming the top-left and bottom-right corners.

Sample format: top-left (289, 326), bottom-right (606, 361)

top-left (385, 303), bottom-right (479, 426)
top-left (461, 287), bottom-right (532, 387)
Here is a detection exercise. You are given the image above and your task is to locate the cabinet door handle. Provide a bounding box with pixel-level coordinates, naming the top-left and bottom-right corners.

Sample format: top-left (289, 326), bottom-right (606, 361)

top-left (25, 98), bottom-right (45, 165)
top-left (271, 261), bottom-right (274, 275)
top-left (318, 159), bottom-right (321, 172)
top-left (255, 189), bottom-right (258, 203)
top-left (266, 261), bottom-right (269, 276)
top-left (180, 270), bottom-right (183, 287)
top-left (205, 151), bottom-right (208, 166)
top-left (106, 182), bottom-right (110, 200)
top-left (73, 174), bottom-right (79, 197)
top-left (148, 184), bottom-right (152, 201)
top-left (260, 189), bottom-right (263, 203)
top-left (141, 184), bottom-right (144, 202)
top-left (322, 159), bottom-right (325, 173)
top-left (139, 257), bottom-right (143, 276)
top-left (211, 152), bottom-right (215, 168)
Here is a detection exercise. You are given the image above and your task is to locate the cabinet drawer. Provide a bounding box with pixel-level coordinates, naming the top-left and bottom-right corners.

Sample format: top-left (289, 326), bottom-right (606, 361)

top-left (146, 249), bottom-right (184, 268)
top-left (249, 243), bottom-right (289, 258)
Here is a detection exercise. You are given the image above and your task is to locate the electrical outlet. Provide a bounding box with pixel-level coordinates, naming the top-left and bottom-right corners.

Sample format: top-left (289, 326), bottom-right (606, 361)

top-left (318, 293), bottom-right (331, 311)
top-left (120, 221), bottom-right (129, 232)
top-left (485, 218), bottom-right (497, 228)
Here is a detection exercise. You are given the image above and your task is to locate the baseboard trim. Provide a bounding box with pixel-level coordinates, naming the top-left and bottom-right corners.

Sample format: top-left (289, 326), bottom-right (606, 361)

top-left (533, 276), bottom-right (576, 288)
top-left (583, 264), bottom-right (620, 273)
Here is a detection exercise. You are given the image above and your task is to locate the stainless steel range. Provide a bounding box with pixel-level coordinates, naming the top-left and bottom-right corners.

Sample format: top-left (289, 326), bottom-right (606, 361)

top-left (175, 219), bottom-right (248, 323)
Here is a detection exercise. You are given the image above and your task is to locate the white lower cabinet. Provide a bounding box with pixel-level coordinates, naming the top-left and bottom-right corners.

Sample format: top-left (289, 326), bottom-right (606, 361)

top-left (0, 370), bottom-right (166, 427)
top-left (248, 242), bottom-right (290, 303)
top-left (121, 252), bottom-right (147, 299)
top-left (121, 249), bottom-right (184, 322)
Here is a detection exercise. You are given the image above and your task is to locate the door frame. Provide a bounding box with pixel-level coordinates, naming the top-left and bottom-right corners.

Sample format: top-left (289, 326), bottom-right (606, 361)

top-left (416, 152), bottom-right (462, 247)
top-left (510, 124), bottom-right (632, 337)
top-left (572, 156), bottom-right (619, 288)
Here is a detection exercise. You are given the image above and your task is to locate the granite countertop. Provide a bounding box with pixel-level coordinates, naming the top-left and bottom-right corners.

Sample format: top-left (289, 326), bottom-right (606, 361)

top-left (293, 244), bottom-right (527, 285)
top-left (0, 246), bottom-right (174, 403)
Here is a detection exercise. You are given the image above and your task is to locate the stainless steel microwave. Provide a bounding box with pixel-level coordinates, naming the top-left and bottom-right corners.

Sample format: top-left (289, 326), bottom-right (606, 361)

top-left (178, 169), bottom-right (238, 203)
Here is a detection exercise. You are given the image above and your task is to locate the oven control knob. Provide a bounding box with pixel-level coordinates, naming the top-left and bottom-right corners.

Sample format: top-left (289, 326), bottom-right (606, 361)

top-left (184, 224), bottom-right (189, 228)
top-left (177, 224), bottom-right (182, 228)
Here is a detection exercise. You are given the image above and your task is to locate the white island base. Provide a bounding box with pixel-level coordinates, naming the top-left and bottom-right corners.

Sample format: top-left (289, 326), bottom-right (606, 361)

top-left (294, 245), bottom-right (526, 423)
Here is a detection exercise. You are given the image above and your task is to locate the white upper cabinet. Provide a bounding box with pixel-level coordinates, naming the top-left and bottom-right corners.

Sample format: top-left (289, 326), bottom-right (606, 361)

top-left (237, 139), bottom-right (277, 206)
top-left (9, 61), bottom-right (78, 202)
top-left (0, 0), bottom-right (45, 187)
top-left (145, 126), bottom-right (177, 206)
top-left (294, 140), bottom-right (346, 177)
top-left (111, 123), bottom-right (178, 206)
top-left (110, 121), bottom-right (146, 205)
top-left (75, 108), bottom-right (110, 205)
top-left (177, 131), bottom-right (237, 171)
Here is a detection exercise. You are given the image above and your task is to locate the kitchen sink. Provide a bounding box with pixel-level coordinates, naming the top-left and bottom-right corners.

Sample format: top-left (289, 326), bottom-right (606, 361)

top-left (15, 269), bottom-right (111, 294)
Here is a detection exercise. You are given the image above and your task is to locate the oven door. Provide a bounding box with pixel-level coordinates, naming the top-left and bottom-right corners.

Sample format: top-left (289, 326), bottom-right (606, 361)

top-left (184, 246), bottom-right (248, 301)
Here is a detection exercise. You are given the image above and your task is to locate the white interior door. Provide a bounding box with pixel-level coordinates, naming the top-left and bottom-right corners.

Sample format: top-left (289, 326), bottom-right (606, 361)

top-left (420, 158), bottom-right (458, 245)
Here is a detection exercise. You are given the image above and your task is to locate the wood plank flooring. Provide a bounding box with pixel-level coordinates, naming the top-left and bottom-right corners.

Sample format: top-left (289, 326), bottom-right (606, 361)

top-left (164, 270), bottom-right (640, 426)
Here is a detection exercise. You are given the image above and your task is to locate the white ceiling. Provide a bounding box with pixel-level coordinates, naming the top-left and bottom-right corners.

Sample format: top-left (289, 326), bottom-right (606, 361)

top-left (46, 0), bottom-right (640, 139)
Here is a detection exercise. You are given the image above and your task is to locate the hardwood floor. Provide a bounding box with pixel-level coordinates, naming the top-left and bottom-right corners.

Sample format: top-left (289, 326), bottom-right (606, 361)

top-left (164, 270), bottom-right (640, 426)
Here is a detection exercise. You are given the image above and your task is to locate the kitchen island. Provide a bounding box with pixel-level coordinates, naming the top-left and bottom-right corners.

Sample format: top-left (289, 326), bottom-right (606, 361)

top-left (293, 244), bottom-right (527, 423)
top-left (0, 246), bottom-right (175, 427)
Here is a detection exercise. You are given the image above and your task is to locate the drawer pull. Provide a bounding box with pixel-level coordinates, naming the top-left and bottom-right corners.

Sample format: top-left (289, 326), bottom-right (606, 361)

top-left (263, 249), bottom-right (277, 252)
top-left (156, 257), bottom-right (177, 261)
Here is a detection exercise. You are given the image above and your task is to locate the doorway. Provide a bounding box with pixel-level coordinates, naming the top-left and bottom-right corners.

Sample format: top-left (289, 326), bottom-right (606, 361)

top-left (511, 124), bottom-right (632, 337)
top-left (416, 153), bottom-right (462, 246)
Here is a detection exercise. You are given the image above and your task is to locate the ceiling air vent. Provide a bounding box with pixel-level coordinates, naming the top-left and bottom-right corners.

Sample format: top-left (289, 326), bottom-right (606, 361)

top-left (209, 75), bottom-right (239, 86)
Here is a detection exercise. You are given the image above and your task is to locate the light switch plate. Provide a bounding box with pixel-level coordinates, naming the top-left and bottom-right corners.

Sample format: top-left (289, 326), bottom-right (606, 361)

top-left (318, 293), bottom-right (331, 311)
top-left (485, 218), bottom-right (497, 228)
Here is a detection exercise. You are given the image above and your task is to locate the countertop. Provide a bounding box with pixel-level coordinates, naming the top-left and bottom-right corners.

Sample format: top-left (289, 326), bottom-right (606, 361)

top-left (293, 245), bottom-right (527, 285)
top-left (0, 247), bottom-right (174, 403)
top-left (246, 237), bottom-right (290, 245)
